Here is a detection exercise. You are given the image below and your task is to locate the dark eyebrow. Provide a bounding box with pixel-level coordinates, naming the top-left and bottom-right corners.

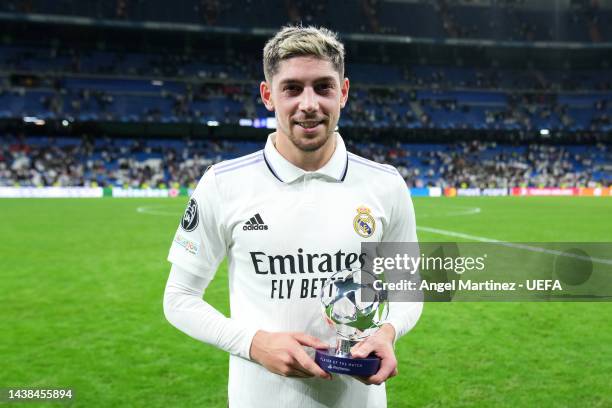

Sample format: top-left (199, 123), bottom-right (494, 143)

top-left (313, 76), bottom-right (337, 83)
top-left (278, 76), bottom-right (337, 86)
top-left (278, 79), bottom-right (301, 87)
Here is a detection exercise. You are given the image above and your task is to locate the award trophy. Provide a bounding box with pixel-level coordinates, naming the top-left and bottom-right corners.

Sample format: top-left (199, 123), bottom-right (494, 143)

top-left (315, 268), bottom-right (388, 376)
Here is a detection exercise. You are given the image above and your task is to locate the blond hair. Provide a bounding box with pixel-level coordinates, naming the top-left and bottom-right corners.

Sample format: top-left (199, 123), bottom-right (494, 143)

top-left (263, 25), bottom-right (345, 82)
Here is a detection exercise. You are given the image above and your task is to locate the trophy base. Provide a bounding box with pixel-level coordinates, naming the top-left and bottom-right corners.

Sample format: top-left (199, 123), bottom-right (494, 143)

top-left (315, 348), bottom-right (381, 376)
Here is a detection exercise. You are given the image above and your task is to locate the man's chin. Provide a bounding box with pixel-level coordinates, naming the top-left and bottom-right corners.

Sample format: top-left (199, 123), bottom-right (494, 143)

top-left (298, 141), bottom-right (326, 152)
top-left (291, 132), bottom-right (331, 152)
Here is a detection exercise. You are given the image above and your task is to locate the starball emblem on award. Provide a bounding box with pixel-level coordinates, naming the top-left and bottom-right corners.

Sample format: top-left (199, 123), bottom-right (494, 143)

top-left (315, 268), bottom-right (389, 376)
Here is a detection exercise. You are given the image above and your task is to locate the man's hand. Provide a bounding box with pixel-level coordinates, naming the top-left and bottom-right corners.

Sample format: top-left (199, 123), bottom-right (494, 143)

top-left (350, 323), bottom-right (398, 385)
top-left (250, 331), bottom-right (332, 380)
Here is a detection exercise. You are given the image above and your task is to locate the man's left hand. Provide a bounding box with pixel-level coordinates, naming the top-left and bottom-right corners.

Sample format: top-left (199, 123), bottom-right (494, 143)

top-left (350, 323), bottom-right (397, 385)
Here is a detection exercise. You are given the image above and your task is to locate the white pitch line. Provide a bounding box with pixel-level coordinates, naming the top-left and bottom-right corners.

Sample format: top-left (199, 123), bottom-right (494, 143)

top-left (417, 226), bottom-right (612, 266)
top-left (418, 206), bottom-right (481, 218)
top-left (136, 206), bottom-right (181, 217)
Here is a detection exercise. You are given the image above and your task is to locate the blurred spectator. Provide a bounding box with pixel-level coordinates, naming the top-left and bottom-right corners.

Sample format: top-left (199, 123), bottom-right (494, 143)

top-left (1, 134), bottom-right (609, 189)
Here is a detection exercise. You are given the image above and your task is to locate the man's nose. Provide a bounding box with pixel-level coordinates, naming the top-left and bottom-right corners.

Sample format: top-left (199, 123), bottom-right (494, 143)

top-left (299, 87), bottom-right (318, 113)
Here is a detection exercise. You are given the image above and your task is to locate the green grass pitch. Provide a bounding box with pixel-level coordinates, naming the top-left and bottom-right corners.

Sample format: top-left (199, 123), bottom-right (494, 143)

top-left (1, 197), bottom-right (611, 407)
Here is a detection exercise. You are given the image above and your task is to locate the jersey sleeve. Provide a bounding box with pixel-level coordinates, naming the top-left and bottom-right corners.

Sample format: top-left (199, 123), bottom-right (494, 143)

top-left (167, 167), bottom-right (227, 280)
top-left (381, 172), bottom-right (423, 340)
top-left (382, 172), bottom-right (417, 242)
top-left (163, 265), bottom-right (258, 360)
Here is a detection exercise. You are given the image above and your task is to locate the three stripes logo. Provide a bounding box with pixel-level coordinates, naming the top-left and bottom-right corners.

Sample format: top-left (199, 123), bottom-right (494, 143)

top-left (243, 213), bottom-right (269, 231)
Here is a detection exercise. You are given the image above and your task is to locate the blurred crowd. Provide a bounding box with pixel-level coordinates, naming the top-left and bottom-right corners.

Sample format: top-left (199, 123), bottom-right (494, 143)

top-left (2, 77), bottom-right (610, 133)
top-left (2, 41), bottom-right (610, 133)
top-left (1, 135), bottom-right (609, 189)
top-left (0, 134), bottom-right (230, 189)
top-left (354, 141), bottom-right (609, 189)
top-left (0, 2), bottom-right (610, 189)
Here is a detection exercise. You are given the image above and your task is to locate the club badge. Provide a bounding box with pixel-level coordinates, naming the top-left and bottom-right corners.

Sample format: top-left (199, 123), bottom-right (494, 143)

top-left (181, 198), bottom-right (199, 232)
top-left (353, 206), bottom-right (375, 238)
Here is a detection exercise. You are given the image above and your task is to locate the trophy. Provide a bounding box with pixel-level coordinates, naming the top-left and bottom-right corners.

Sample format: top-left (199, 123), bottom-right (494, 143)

top-left (315, 268), bottom-right (388, 376)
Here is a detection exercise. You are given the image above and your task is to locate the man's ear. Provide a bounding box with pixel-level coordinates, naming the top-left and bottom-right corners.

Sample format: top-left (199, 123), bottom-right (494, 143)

top-left (260, 81), bottom-right (274, 111)
top-left (340, 77), bottom-right (350, 109)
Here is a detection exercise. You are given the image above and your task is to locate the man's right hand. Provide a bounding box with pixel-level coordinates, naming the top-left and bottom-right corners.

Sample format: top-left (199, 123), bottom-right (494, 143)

top-left (249, 331), bottom-right (332, 380)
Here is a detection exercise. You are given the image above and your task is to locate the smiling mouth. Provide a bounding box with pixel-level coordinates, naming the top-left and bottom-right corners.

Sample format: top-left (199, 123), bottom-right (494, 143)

top-left (295, 120), bottom-right (324, 129)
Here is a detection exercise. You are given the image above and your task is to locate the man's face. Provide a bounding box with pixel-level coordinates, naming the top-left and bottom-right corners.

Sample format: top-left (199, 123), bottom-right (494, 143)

top-left (260, 56), bottom-right (349, 152)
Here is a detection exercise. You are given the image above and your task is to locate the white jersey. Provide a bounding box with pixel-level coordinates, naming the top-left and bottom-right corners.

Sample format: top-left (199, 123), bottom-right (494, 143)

top-left (167, 133), bottom-right (421, 408)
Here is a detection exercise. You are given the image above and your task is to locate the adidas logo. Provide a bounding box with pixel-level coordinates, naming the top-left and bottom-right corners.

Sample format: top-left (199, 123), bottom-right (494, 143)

top-left (243, 213), bottom-right (269, 231)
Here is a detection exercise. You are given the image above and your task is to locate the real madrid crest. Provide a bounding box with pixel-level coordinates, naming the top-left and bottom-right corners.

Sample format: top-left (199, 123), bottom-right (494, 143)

top-left (353, 206), bottom-right (376, 238)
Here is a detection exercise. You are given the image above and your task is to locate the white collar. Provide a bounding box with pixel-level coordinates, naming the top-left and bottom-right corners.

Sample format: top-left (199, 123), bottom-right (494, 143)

top-left (263, 132), bottom-right (349, 183)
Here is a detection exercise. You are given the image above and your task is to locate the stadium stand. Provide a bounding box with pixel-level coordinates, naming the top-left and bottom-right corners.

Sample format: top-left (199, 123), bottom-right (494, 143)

top-left (1, 0), bottom-right (611, 42)
top-left (0, 1), bottom-right (610, 189)
top-left (1, 43), bottom-right (610, 132)
top-left (1, 134), bottom-right (609, 188)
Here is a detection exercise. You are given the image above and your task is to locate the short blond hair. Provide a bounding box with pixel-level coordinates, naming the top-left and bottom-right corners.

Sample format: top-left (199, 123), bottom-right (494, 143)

top-left (263, 25), bottom-right (345, 82)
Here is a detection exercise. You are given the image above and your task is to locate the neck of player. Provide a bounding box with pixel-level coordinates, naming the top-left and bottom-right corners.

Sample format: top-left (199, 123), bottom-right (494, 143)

top-left (274, 132), bottom-right (336, 172)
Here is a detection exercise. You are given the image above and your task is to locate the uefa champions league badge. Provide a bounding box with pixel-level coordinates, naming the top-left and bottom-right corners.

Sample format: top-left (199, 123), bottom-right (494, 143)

top-left (180, 198), bottom-right (199, 232)
top-left (353, 206), bottom-right (376, 238)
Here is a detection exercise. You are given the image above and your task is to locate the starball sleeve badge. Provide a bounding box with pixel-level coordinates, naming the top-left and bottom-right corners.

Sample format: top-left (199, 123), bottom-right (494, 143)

top-left (315, 268), bottom-right (388, 376)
